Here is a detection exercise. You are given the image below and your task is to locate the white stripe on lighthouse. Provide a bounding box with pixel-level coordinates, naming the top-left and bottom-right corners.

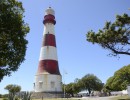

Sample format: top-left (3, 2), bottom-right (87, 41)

top-left (39, 46), bottom-right (58, 61)
top-left (43, 23), bottom-right (55, 35)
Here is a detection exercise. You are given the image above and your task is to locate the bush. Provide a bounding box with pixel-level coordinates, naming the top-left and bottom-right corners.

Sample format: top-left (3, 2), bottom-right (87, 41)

top-left (0, 94), bottom-right (2, 98)
top-left (21, 92), bottom-right (32, 100)
top-left (2, 94), bottom-right (8, 98)
top-left (3, 98), bottom-right (8, 100)
top-left (15, 96), bottom-right (20, 100)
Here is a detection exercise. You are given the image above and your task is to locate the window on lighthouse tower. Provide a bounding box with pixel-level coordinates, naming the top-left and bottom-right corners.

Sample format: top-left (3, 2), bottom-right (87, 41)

top-left (51, 81), bottom-right (55, 88)
top-left (33, 83), bottom-right (35, 89)
top-left (39, 81), bottom-right (43, 89)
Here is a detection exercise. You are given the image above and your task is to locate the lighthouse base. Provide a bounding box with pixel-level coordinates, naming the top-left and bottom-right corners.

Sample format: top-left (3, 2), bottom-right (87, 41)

top-left (34, 73), bottom-right (62, 92)
top-left (31, 91), bottom-right (63, 99)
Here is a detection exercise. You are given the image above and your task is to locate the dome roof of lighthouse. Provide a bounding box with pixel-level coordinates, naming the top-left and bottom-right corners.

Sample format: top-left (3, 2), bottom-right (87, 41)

top-left (45, 7), bottom-right (55, 16)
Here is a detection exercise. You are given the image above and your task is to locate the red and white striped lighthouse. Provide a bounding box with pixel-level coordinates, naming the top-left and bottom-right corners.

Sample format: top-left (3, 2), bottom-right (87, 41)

top-left (34, 7), bottom-right (62, 92)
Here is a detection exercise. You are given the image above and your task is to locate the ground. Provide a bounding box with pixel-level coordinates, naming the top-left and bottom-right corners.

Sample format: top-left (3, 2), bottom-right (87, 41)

top-left (79, 96), bottom-right (117, 100)
top-left (0, 95), bottom-right (130, 100)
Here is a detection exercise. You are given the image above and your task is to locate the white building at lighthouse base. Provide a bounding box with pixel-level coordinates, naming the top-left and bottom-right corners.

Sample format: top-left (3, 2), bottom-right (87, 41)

top-left (34, 72), bottom-right (62, 92)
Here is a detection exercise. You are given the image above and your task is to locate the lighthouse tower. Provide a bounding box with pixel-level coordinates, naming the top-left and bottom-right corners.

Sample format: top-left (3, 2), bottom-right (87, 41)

top-left (34, 7), bottom-right (62, 93)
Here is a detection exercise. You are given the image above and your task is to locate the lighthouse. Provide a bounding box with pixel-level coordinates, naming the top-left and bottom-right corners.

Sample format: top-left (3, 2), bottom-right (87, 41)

top-left (34, 7), bottom-right (62, 93)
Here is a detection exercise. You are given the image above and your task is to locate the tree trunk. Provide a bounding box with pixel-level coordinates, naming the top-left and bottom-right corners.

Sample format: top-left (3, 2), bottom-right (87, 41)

top-left (71, 93), bottom-right (74, 97)
top-left (88, 89), bottom-right (91, 95)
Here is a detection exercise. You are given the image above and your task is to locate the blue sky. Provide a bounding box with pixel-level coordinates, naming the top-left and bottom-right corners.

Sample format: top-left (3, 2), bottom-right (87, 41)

top-left (0, 0), bottom-right (130, 94)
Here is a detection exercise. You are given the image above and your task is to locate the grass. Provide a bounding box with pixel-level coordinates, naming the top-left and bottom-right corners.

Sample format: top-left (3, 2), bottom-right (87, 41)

top-left (111, 95), bottom-right (130, 100)
top-left (0, 98), bottom-right (76, 100)
top-left (31, 97), bottom-right (130, 100)
top-left (0, 96), bottom-right (130, 100)
top-left (0, 98), bottom-right (81, 100)
top-left (31, 97), bottom-right (126, 100)
top-left (31, 96), bottom-right (130, 100)
top-left (32, 98), bottom-right (75, 100)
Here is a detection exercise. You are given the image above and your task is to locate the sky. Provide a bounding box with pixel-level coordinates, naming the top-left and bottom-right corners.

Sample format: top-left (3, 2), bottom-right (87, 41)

top-left (0, 0), bottom-right (130, 94)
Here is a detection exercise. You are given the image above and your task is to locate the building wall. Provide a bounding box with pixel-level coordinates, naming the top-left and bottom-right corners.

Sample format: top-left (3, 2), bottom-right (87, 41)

top-left (39, 46), bottom-right (58, 61)
top-left (34, 73), bottom-right (62, 92)
top-left (44, 23), bottom-right (55, 35)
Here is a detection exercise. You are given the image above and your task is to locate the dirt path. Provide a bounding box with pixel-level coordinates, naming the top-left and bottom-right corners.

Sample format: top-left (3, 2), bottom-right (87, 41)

top-left (74, 96), bottom-right (116, 100)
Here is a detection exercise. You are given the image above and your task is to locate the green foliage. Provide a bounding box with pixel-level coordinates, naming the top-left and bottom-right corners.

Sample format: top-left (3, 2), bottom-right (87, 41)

top-left (0, 94), bottom-right (2, 98)
top-left (21, 92), bottom-right (32, 100)
top-left (14, 96), bottom-right (19, 100)
top-left (2, 98), bottom-right (8, 100)
top-left (64, 83), bottom-right (80, 97)
top-left (64, 78), bottom-right (81, 97)
top-left (65, 83), bottom-right (74, 97)
top-left (4, 84), bottom-right (21, 95)
top-left (8, 93), bottom-right (15, 100)
top-left (72, 82), bottom-right (81, 94)
top-left (79, 74), bottom-right (103, 94)
top-left (65, 74), bottom-right (103, 95)
top-left (105, 64), bottom-right (130, 91)
top-left (2, 93), bottom-right (16, 100)
top-left (0, 0), bottom-right (30, 81)
top-left (104, 76), bottom-right (114, 92)
top-left (2, 94), bottom-right (8, 98)
top-left (86, 13), bottom-right (130, 56)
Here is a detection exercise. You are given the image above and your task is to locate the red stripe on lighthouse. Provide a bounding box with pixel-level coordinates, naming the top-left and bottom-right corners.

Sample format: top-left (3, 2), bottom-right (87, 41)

top-left (43, 14), bottom-right (56, 25)
top-left (42, 34), bottom-right (56, 47)
top-left (37, 60), bottom-right (60, 75)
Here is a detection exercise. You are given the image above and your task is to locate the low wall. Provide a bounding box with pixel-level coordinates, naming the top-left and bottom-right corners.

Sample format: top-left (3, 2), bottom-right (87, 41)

top-left (31, 92), bottom-right (63, 99)
top-left (111, 90), bottom-right (128, 96)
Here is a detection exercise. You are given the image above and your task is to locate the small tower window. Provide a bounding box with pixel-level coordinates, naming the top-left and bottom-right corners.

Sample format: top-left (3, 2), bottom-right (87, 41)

top-left (33, 83), bottom-right (35, 89)
top-left (39, 81), bottom-right (43, 89)
top-left (51, 81), bottom-right (55, 88)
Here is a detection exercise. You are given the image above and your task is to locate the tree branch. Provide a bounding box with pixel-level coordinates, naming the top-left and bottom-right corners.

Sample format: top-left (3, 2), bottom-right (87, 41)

top-left (106, 44), bottom-right (130, 55)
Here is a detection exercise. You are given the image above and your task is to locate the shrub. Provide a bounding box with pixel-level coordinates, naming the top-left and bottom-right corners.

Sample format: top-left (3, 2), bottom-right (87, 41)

top-left (3, 98), bottom-right (8, 100)
top-left (21, 92), bottom-right (32, 100)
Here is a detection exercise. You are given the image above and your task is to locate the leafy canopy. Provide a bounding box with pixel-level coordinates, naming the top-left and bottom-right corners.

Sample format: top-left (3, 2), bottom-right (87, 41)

top-left (64, 74), bottom-right (103, 96)
top-left (86, 13), bottom-right (130, 56)
top-left (79, 74), bottom-right (103, 94)
top-left (4, 84), bottom-right (21, 94)
top-left (105, 64), bottom-right (130, 91)
top-left (63, 79), bottom-right (81, 97)
top-left (0, 0), bottom-right (30, 81)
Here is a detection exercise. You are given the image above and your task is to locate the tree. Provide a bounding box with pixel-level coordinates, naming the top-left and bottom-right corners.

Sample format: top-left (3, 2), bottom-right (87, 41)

top-left (103, 76), bottom-right (114, 96)
top-left (4, 84), bottom-right (21, 95)
top-left (86, 13), bottom-right (130, 56)
top-left (0, 0), bottom-right (30, 81)
top-left (5, 84), bottom-right (21, 100)
top-left (105, 76), bottom-right (114, 91)
top-left (65, 83), bottom-right (75, 97)
top-left (21, 91), bottom-right (32, 100)
top-left (65, 82), bottom-right (81, 97)
top-left (73, 78), bottom-right (81, 94)
top-left (79, 74), bottom-right (103, 95)
top-left (105, 64), bottom-right (130, 91)
top-left (0, 94), bottom-right (2, 98)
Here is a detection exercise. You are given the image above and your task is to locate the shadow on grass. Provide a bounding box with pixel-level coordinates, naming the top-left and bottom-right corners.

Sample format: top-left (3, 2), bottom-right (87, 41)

top-left (111, 95), bottom-right (130, 100)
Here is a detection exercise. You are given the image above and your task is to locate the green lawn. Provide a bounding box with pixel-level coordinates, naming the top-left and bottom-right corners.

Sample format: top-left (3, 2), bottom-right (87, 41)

top-left (111, 95), bottom-right (130, 100)
top-left (32, 99), bottom-right (75, 100)
top-left (1, 96), bottom-right (130, 100)
top-left (31, 96), bottom-right (130, 100)
top-left (0, 98), bottom-right (77, 100)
